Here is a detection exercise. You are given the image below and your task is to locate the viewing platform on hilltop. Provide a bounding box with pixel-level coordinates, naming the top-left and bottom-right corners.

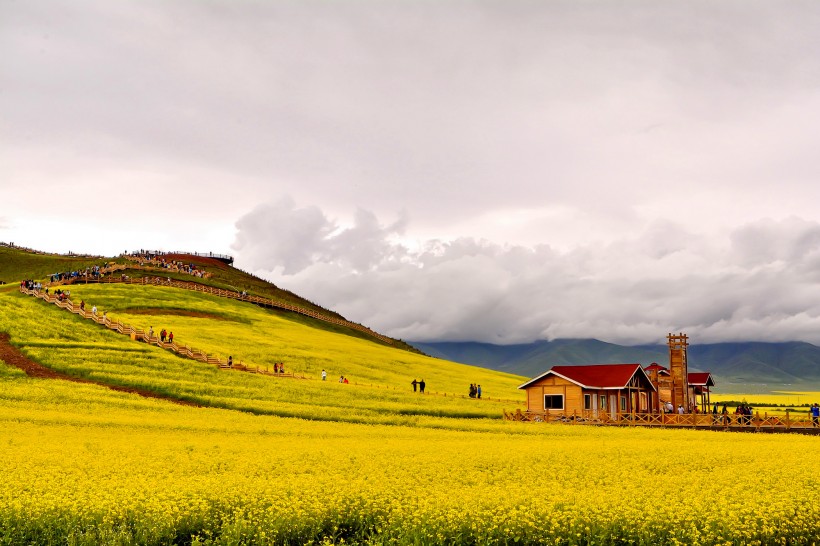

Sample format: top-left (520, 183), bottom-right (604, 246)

top-left (126, 249), bottom-right (234, 265)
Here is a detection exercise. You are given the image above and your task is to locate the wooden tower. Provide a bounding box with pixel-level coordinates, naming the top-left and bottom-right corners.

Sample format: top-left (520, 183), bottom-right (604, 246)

top-left (667, 333), bottom-right (689, 411)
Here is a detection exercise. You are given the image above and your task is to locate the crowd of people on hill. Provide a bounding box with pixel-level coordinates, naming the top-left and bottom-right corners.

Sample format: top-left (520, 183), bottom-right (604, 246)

top-left (128, 251), bottom-right (209, 278)
top-left (50, 265), bottom-right (105, 284)
top-left (469, 383), bottom-right (482, 399)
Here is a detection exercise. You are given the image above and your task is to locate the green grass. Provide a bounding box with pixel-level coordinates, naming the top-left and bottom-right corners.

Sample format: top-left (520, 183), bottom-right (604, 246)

top-left (1, 285), bottom-right (525, 425)
top-left (0, 246), bottom-right (120, 284)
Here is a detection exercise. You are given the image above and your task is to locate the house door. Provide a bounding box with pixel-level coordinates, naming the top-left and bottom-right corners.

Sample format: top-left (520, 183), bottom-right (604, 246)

top-left (592, 394), bottom-right (598, 417)
top-left (610, 394), bottom-right (618, 416)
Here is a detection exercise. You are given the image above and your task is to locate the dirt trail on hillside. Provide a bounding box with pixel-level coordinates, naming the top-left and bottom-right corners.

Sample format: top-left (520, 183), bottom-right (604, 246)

top-left (0, 332), bottom-right (201, 407)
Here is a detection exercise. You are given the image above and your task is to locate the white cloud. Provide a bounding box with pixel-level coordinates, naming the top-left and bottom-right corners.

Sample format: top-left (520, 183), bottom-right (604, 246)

top-left (235, 200), bottom-right (820, 345)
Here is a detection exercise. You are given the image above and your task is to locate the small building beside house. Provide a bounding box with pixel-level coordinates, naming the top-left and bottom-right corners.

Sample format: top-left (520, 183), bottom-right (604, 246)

top-left (517, 363), bottom-right (657, 417)
top-left (688, 372), bottom-right (716, 412)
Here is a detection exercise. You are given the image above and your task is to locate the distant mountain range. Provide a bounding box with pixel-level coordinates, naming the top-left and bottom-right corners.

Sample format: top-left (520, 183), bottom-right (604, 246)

top-left (411, 338), bottom-right (820, 387)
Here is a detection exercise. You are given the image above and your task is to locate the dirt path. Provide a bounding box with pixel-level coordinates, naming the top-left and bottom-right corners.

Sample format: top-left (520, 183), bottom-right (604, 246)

top-left (0, 332), bottom-right (201, 407)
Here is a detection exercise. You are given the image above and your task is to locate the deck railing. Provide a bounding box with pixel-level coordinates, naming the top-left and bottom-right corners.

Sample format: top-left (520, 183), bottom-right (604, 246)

top-left (504, 408), bottom-right (819, 432)
top-left (19, 286), bottom-right (303, 379)
top-left (49, 261), bottom-right (395, 345)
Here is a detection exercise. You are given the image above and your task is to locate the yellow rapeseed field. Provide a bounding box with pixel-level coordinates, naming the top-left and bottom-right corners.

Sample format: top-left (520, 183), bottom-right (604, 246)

top-left (2, 285), bottom-right (820, 544)
top-left (2, 362), bottom-right (820, 545)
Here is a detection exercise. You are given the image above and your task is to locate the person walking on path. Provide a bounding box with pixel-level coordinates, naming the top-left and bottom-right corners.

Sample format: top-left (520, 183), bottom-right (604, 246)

top-left (411, 379), bottom-right (418, 392)
top-left (419, 379), bottom-right (425, 393)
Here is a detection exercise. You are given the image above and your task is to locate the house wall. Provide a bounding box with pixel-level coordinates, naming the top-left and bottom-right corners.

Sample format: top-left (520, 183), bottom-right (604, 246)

top-left (524, 376), bottom-right (583, 413)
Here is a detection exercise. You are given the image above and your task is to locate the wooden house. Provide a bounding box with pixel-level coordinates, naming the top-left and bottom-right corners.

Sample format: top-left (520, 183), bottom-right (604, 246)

top-left (517, 364), bottom-right (657, 417)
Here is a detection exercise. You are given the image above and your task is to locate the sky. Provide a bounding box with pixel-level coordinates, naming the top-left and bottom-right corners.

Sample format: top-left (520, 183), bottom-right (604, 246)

top-left (3, 1), bottom-right (820, 346)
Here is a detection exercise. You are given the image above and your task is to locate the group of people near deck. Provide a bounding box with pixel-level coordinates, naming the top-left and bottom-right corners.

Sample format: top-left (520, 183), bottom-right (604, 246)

top-left (129, 251), bottom-right (207, 278)
top-left (149, 327), bottom-right (174, 344)
top-left (49, 265), bottom-right (104, 284)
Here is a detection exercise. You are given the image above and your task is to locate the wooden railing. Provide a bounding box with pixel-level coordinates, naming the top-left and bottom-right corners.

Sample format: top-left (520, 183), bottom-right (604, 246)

top-left (503, 408), bottom-right (819, 432)
top-left (54, 261), bottom-right (395, 346)
top-left (19, 286), bottom-right (303, 379)
top-left (19, 285), bottom-right (526, 405)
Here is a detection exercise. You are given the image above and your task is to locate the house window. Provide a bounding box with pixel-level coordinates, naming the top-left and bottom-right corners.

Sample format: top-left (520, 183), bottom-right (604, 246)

top-left (584, 394), bottom-right (592, 410)
top-left (620, 396), bottom-right (627, 411)
top-left (544, 395), bottom-right (564, 410)
top-left (600, 396), bottom-right (607, 410)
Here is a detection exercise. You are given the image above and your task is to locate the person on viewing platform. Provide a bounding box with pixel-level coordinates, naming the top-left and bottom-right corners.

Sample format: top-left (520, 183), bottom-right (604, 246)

top-left (665, 401), bottom-right (674, 413)
top-left (80, 300), bottom-right (85, 311)
top-left (228, 356), bottom-right (233, 368)
top-left (274, 363), bottom-right (279, 373)
top-left (419, 379), bottom-right (426, 393)
top-left (160, 329), bottom-right (167, 342)
top-left (411, 379), bottom-right (418, 392)
top-left (148, 326), bottom-right (154, 339)
top-left (677, 405), bottom-right (684, 415)
top-left (91, 305), bottom-right (97, 316)
top-left (168, 331), bottom-right (174, 343)
top-left (811, 403), bottom-right (819, 427)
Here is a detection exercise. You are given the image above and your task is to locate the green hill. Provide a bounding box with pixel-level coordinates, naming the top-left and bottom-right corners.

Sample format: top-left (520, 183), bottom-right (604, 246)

top-left (1, 251), bottom-right (526, 424)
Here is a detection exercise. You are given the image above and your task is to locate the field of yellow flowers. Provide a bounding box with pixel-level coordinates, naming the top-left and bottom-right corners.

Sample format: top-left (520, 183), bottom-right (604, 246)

top-left (2, 360), bottom-right (820, 545)
top-left (2, 284), bottom-right (820, 544)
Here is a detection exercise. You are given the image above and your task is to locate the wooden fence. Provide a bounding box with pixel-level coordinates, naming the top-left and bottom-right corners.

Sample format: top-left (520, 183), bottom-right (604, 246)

top-left (19, 285), bottom-right (525, 405)
top-left (54, 261), bottom-right (395, 346)
top-left (19, 286), bottom-right (302, 378)
top-left (504, 408), bottom-right (820, 433)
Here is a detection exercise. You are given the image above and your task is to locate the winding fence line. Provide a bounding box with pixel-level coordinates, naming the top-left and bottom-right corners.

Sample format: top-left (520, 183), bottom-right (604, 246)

top-left (504, 408), bottom-right (820, 434)
top-left (18, 285), bottom-right (523, 405)
top-left (52, 260), bottom-right (395, 345)
top-left (18, 285), bottom-right (297, 378)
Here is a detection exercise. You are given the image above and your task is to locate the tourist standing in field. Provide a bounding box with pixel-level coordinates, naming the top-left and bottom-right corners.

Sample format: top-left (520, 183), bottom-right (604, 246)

top-left (477, 385), bottom-right (482, 399)
top-left (322, 369), bottom-right (327, 381)
top-left (419, 379), bottom-right (425, 393)
top-left (411, 379), bottom-right (418, 392)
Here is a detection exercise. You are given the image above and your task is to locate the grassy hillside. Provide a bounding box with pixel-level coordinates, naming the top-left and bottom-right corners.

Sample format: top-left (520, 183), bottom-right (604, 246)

top-left (1, 244), bottom-right (420, 352)
top-left (1, 284), bottom-right (525, 424)
top-left (0, 245), bottom-right (118, 284)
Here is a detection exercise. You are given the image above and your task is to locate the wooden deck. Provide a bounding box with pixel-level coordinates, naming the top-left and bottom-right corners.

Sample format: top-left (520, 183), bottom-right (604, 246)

top-left (504, 409), bottom-right (820, 434)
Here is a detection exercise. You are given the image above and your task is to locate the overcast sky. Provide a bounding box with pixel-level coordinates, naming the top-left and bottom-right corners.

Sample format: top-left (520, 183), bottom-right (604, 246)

top-left (4, 1), bottom-right (820, 345)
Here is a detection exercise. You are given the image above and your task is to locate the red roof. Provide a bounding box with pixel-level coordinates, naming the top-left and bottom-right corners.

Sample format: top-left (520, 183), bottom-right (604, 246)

top-left (644, 363), bottom-right (670, 375)
top-left (688, 372), bottom-right (715, 387)
top-left (519, 363), bottom-right (656, 391)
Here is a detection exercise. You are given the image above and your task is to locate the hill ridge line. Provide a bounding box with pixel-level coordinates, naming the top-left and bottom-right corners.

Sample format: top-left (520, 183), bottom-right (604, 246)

top-left (54, 259), bottom-right (396, 345)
